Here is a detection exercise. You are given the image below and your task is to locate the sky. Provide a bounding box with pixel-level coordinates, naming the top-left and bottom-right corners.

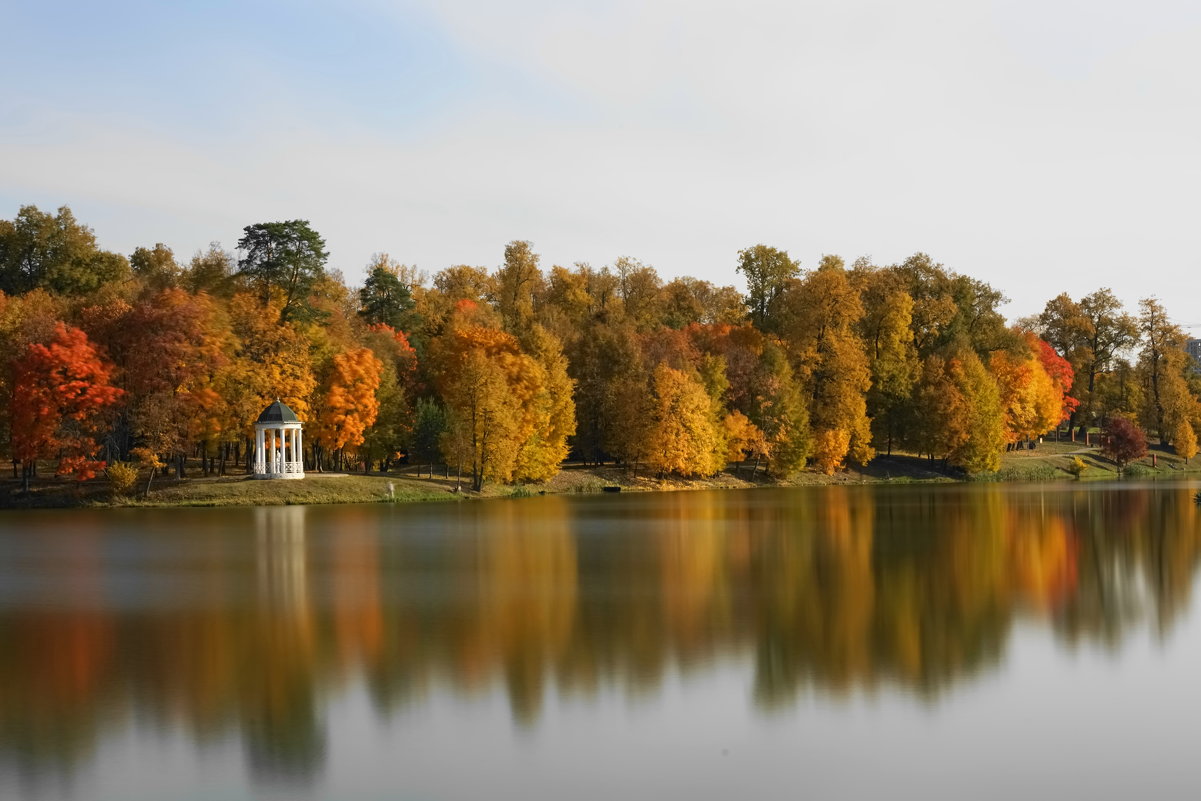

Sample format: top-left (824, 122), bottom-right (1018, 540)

top-left (3, 0), bottom-right (1200, 325)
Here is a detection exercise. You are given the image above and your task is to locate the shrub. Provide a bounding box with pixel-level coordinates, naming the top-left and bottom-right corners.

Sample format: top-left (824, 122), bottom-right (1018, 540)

top-left (1065, 456), bottom-right (1088, 477)
top-left (107, 462), bottom-right (139, 496)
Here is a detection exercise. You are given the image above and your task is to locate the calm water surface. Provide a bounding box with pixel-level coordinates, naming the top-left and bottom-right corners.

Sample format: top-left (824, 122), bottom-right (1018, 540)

top-left (2, 482), bottom-right (1201, 800)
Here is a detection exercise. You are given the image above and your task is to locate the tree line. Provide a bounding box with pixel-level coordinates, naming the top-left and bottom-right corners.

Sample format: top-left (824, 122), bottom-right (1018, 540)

top-left (0, 203), bottom-right (1197, 490)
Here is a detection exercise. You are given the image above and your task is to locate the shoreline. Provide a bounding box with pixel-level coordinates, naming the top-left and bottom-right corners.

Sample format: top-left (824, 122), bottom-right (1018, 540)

top-left (3, 443), bottom-right (1199, 510)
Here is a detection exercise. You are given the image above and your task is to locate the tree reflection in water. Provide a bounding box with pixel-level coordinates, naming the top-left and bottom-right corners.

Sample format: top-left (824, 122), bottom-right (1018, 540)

top-left (0, 483), bottom-right (1199, 788)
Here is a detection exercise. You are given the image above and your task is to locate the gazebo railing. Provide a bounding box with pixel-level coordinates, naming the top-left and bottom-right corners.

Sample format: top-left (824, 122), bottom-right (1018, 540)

top-left (256, 457), bottom-right (304, 475)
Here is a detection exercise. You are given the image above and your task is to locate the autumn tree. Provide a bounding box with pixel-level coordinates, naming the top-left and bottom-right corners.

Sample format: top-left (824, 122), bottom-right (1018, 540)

top-left (658, 277), bottom-right (745, 329)
top-left (1036, 289), bottom-right (1138, 435)
top-left (433, 265), bottom-right (493, 304)
top-left (723, 410), bottom-right (769, 475)
top-left (537, 265), bottom-right (594, 340)
top-left (944, 274), bottom-right (1013, 354)
top-left (1031, 335), bottom-right (1079, 427)
top-left (640, 364), bottom-right (725, 477)
top-left (890, 253), bottom-right (959, 357)
top-left (10, 323), bottom-right (123, 488)
top-left (310, 348), bottom-right (384, 471)
top-left (182, 243), bottom-right (235, 296)
top-left (420, 265), bottom-right (496, 338)
top-left (94, 288), bottom-right (233, 476)
top-left (851, 260), bottom-right (918, 454)
top-left (513, 325), bottom-right (576, 482)
top-left (913, 350), bottom-right (1004, 473)
top-left (0, 289), bottom-right (65, 470)
top-left (495, 240), bottom-right (542, 334)
top-left (776, 256), bottom-right (873, 473)
top-left (736, 244), bottom-right (798, 331)
top-left (130, 243), bottom-right (180, 291)
top-left (430, 321), bottom-right (544, 490)
top-left (567, 323), bottom-right (641, 464)
top-left (226, 292), bottom-right (317, 465)
top-left (360, 324), bottom-right (419, 471)
top-left (1101, 415), bottom-right (1147, 469)
top-left (1136, 297), bottom-right (1196, 444)
top-left (1172, 417), bottom-right (1198, 463)
top-left (236, 220), bottom-right (328, 322)
top-left (989, 346), bottom-right (1063, 445)
top-left (612, 256), bottom-right (662, 330)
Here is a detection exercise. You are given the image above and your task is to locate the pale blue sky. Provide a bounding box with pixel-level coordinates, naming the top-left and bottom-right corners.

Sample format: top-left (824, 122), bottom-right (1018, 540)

top-left (3, 0), bottom-right (1200, 324)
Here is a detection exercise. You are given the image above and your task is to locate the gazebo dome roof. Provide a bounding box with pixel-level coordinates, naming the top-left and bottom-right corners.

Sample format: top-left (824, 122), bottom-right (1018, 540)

top-left (256, 400), bottom-right (301, 424)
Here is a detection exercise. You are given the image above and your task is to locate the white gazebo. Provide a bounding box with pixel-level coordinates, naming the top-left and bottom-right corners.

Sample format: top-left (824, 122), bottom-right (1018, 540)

top-left (253, 400), bottom-right (305, 479)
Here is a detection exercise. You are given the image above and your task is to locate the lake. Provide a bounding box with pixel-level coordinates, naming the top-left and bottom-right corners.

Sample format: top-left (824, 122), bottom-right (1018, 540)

top-left (2, 481), bottom-right (1200, 800)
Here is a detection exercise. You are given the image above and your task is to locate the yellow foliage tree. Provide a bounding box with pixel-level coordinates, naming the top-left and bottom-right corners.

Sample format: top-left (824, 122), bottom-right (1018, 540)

top-left (431, 323), bottom-right (544, 490)
top-left (723, 410), bottom-right (769, 475)
top-left (227, 291), bottom-right (316, 429)
top-left (1172, 417), bottom-right (1198, 463)
top-left (917, 351), bottom-right (1004, 473)
top-left (812, 428), bottom-right (852, 475)
top-left (777, 256), bottom-right (874, 472)
top-left (643, 364), bottom-right (725, 478)
top-left (514, 325), bottom-right (576, 482)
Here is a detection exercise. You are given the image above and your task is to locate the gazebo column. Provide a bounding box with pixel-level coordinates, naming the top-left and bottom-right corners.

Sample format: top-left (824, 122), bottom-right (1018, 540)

top-left (256, 427), bottom-right (265, 473)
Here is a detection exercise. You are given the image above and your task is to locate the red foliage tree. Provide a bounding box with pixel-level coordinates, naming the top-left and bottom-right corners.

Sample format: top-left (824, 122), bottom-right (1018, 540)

top-left (1101, 415), bottom-right (1148, 469)
top-left (10, 323), bottom-right (123, 488)
top-left (1031, 334), bottom-right (1079, 424)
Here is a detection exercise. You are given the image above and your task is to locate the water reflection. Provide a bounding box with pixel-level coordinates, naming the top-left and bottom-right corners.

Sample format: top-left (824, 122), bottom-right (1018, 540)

top-left (1, 483), bottom-right (1200, 791)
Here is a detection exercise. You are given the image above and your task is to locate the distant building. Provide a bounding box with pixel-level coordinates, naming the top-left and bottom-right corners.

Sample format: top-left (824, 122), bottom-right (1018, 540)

top-left (1188, 339), bottom-right (1201, 372)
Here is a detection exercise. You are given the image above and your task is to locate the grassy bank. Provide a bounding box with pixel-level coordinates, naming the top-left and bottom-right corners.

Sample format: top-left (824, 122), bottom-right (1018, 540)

top-left (2, 440), bottom-right (1199, 509)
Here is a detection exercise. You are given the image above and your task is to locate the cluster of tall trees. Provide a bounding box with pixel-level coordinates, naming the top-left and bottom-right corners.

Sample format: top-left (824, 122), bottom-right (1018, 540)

top-left (1, 203), bottom-right (1197, 488)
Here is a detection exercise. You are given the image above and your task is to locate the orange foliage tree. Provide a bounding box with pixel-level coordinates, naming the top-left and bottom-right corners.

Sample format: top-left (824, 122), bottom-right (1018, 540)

top-left (10, 323), bottom-right (123, 488)
top-left (1031, 335), bottom-right (1078, 425)
top-left (310, 347), bottom-right (384, 471)
top-left (990, 348), bottom-right (1061, 446)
